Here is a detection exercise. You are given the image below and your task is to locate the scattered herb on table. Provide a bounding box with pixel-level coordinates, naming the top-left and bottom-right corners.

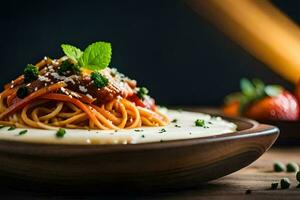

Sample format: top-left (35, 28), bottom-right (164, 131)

top-left (18, 130), bottom-right (28, 136)
top-left (286, 162), bottom-right (299, 172)
top-left (8, 126), bottom-right (16, 131)
top-left (0, 125), bottom-right (6, 129)
top-left (273, 161), bottom-right (285, 172)
top-left (271, 182), bottom-right (278, 190)
top-left (171, 119), bottom-right (178, 123)
top-left (141, 135), bottom-right (145, 138)
top-left (159, 128), bottom-right (166, 133)
top-left (56, 128), bottom-right (66, 138)
top-left (296, 171), bottom-right (300, 182)
top-left (280, 178), bottom-right (291, 189)
top-left (174, 124), bottom-right (181, 128)
top-left (195, 119), bottom-right (205, 127)
top-left (245, 189), bottom-right (252, 195)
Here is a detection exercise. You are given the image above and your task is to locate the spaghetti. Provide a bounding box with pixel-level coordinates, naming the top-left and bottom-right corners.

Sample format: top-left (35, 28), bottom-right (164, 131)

top-left (0, 43), bottom-right (169, 130)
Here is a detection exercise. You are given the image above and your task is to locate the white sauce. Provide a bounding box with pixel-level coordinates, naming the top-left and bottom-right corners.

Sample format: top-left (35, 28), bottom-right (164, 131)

top-left (0, 110), bottom-right (236, 145)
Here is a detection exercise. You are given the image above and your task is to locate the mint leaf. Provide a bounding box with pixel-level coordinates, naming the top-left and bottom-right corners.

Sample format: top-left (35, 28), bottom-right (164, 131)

top-left (265, 85), bottom-right (283, 97)
top-left (61, 44), bottom-right (83, 62)
top-left (78, 41), bottom-right (112, 70)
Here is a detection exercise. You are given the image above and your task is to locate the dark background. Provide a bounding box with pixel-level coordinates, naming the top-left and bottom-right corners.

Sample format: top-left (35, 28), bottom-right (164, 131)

top-left (0, 0), bottom-right (298, 106)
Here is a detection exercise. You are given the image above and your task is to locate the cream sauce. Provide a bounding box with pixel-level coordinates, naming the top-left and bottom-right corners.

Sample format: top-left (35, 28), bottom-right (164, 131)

top-left (0, 110), bottom-right (236, 145)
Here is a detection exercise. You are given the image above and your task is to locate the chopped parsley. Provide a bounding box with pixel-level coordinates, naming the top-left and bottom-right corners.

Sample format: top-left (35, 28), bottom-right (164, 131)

top-left (0, 125), bottom-right (6, 129)
top-left (56, 128), bottom-right (66, 138)
top-left (137, 87), bottom-right (149, 100)
top-left (195, 119), bottom-right (205, 127)
top-left (174, 124), bottom-right (181, 128)
top-left (18, 130), bottom-right (28, 135)
top-left (24, 64), bottom-right (39, 83)
top-left (158, 128), bottom-right (166, 133)
top-left (134, 129), bottom-right (144, 132)
top-left (171, 119), bottom-right (178, 123)
top-left (271, 182), bottom-right (278, 190)
top-left (8, 126), bottom-right (16, 131)
top-left (16, 86), bottom-right (28, 99)
top-left (91, 71), bottom-right (109, 88)
top-left (141, 135), bottom-right (145, 138)
top-left (57, 60), bottom-right (80, 75)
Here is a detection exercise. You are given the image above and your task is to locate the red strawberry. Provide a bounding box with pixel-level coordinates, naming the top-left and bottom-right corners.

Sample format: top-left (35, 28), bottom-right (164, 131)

top-left (244, 90), bottom-right (299, 121)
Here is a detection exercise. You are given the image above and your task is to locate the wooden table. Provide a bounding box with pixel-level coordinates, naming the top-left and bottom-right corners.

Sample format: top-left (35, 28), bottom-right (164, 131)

top-left (0, 147), bottom-right (299, 199)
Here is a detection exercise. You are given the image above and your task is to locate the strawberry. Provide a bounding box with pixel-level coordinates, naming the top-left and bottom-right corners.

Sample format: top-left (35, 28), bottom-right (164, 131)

top-left (244, 90), bottom-right (299, 121)
top-left (294, 78), bottom-right (300, 107)
top-left (222, 101), bottom-right (240, 117)
top-left (223, 78), bottom-right (299, 121)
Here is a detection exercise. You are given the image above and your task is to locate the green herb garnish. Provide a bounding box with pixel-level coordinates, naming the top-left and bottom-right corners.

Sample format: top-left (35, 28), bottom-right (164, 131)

top-left (137, 87), bottom-right (149, 100)
top-left (57, 60), bottom-right (80, 75)
top-left (271, 182), bottom-right (278, 190)
top-left (61, 42), bottom-right (112, 71)
top-left (18, 130), bottom-right (28, 135)
top-left (16, 86), bottom-right (28, 99)
top-left (8, 126), bottom-right (16, 131)
top-left (195, 119), bottom-right (205, 127)
top-left (0, 125), bottom-right (6, 129)
top-left (61, 44), bottom-right (83, 62)
top-left (24, 64), bottom-right (39, 83)
top-left (79, 42), bottom-right (112, 71)
top-left (159, 128), bottom-right (166, 133)
top-left (273, 161), bottom-right (285, 172)
top-left (91, 71), bottom-right (109, 88)
top-left (141, 135), bottom-right (145, 138)
top-left (280, 178), bottom-right (291, 189)
top-left (286, 162), bottom-right (299, 172)
top-left (171, 119), bottom-right (178, 123)
top-left (56, 128), bottom-right (66, 138)
top-left (134, 129), bottom-right (144, 132)
top-left (174, 124), bottom-right (181, 128)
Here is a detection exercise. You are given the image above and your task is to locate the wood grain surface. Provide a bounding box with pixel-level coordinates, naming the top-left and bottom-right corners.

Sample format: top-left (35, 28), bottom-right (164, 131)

top-left (0, 149), bottom-right (299, 199)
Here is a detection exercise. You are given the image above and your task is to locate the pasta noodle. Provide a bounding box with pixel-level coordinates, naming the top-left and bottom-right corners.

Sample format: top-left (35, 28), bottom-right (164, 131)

top-left (0, 55), bottom-right (169, 130)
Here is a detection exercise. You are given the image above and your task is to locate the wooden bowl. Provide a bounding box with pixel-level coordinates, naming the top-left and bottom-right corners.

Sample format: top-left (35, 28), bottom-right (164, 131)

top-left (0, 114), bottom-right (278, 192)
